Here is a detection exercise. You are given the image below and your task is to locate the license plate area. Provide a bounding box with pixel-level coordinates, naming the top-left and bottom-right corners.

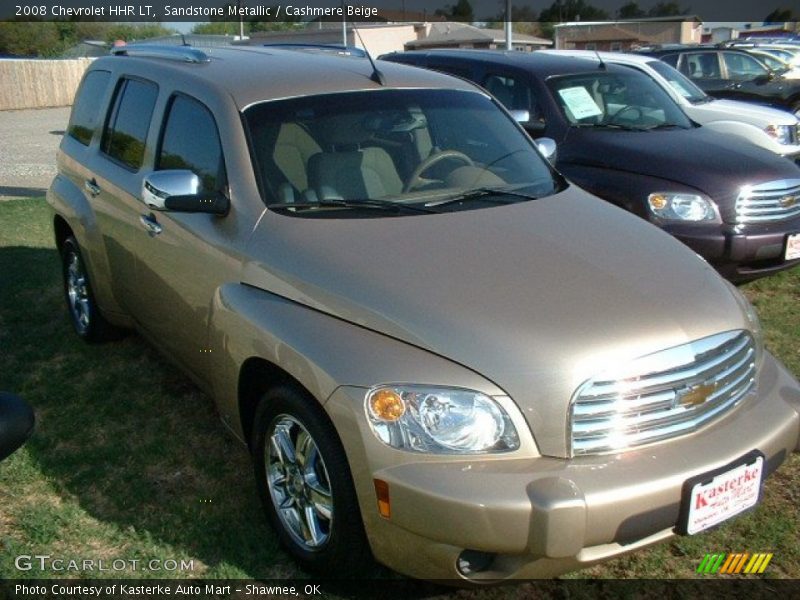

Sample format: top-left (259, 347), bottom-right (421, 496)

top-left (677, 451), bottom-right (764, 536)
top-left (786, 233), bottom-right (800, 261)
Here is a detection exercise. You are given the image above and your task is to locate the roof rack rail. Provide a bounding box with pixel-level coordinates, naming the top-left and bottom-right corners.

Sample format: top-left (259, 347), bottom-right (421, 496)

top-left (110, 45), bottom-right (210, 63)
top-left (262, 43), bottom-right (366, 58)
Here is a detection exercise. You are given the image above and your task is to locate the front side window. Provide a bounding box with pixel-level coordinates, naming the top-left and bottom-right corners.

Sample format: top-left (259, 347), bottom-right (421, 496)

top-left (547, 69), bottom-right (692, 130)
top-left (647, 60), bottom-right (709, 104)
top-left (101, 78), bottom-right (158, 170)
top-left (722, 52), bottom-right (768, 80)
top-left (157, 95), bottom-right (226, 192)
top-left (482, 73), bottom-right (532, 113)
top-left (67, 70), bottom-right (111, 146)
top-left (245, 89), bottom-right (562, 217)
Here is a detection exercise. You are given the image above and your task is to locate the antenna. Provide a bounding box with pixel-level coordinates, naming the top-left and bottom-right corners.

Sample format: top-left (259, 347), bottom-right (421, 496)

top-left (594, 49), bottom-right (606, 69)
top-left (352, 24), bottom-right (386, 85)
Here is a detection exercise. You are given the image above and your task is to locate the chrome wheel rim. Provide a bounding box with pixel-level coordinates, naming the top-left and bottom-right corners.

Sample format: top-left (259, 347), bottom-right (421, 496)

top-left (66, 251), bottom-right (90, 334)
top-left (266, 415), bottom-right (333, 550)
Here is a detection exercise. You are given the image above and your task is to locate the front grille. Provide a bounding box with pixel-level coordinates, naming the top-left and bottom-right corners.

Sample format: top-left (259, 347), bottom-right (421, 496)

top-left (735, 179), bottom-right (800, 224)
top-left (570, 330), bottom-right (757, 456)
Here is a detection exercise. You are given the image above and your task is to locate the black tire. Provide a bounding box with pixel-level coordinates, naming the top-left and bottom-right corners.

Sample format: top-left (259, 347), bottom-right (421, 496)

top-left (60, 236), bottom-right (122, 343)
top-left (252, 385), bottom-right (373, 577)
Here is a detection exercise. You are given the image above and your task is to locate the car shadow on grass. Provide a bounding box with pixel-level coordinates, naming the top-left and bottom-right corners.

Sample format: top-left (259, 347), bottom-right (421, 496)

top-left (0, 245), bottom-right (309, 579)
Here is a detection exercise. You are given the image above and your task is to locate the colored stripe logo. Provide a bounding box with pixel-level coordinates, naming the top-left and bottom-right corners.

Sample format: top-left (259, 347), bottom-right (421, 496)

top-left (697, 553), bottom-right (773, 574)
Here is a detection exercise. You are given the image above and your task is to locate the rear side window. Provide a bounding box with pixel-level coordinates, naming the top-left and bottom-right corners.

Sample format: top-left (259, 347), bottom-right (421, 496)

top-left (67, 70), bottom-right (111, 145)
top-left (101, 78), bottom-right (158, 170)
top-left (157, 95), bottom-right (226, 192)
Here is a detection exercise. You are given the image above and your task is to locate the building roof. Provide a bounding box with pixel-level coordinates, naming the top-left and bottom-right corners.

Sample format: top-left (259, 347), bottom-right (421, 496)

top-left (406, 22), bottom-right (551, 48)
top-left (563, 26), bottom-right (642, 43)
top-left (555, 16), bottom-right (702, 28)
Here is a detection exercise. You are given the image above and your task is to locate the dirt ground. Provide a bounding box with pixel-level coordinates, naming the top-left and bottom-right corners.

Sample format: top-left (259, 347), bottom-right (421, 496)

top-left (0, 107), bottom-right (70, 200)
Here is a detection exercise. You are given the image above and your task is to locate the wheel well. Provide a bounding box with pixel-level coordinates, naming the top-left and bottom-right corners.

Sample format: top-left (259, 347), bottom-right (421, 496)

top-left (238, 358), bottom-right (312, 451)
top-left (53, 215), bottom-right (72, 252)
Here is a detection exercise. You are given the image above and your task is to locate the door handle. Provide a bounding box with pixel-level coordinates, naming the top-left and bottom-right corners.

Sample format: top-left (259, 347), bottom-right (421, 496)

top-left (139, 213), bottom-right (163, 237)
top-left (84, 178), bottom-right (101, 197)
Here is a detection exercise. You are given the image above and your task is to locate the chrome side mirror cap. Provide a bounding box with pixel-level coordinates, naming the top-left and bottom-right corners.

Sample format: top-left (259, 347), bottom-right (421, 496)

top-left (142, 170), bottom-right (201, 210)
top-left (509, 109), bottom-right (531, 124)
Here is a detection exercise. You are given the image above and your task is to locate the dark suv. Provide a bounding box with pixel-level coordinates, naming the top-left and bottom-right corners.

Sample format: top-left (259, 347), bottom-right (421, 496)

top-left (381, 49), bottom-right (800, 281)
top-left (633, 46), bottom-right (800, 117)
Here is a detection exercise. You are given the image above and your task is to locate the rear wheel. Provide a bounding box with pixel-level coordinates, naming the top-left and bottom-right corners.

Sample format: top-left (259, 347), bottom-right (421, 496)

top-left (252, 385), bottom-right (372, 577)
top-left (60, 236), bottom-right (122, 342)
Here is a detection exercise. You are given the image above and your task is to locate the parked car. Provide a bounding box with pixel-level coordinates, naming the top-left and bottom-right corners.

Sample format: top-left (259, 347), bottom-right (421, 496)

top-left (539, 49), bottom-right (800, 159)
top-left (633, 46), bottom-right (800, 117)
top-left (381, 49), bottom-right (800, 282)
top-left (743, 49), bottom-right (800, 80)
top-left (49, 45), bottom-right (800, 583)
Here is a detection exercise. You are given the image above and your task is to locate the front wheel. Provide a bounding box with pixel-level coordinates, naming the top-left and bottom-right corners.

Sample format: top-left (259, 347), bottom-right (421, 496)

top-left (252, 385), bottom-right (372, 577)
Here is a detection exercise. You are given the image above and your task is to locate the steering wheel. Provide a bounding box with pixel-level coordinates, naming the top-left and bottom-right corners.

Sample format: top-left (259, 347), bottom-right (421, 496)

top-left (605, 105), bottom-right (642, 125)
top-left (403, 150), bottom-right (474, 193)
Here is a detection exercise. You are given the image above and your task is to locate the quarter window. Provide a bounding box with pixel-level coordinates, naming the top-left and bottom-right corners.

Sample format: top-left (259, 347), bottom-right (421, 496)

top-left (101, 78), bottom-right (158, 170)
top-left (67, 70), bottom-right (111, 146)
top-left (157, 95), bottom-right (226, 192)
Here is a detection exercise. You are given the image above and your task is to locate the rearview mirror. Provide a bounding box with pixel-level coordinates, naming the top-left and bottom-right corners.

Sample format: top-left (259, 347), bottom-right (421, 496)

top-left (0, 392), bottom-right (35, 461)
top-left (535, 137), bottom-right (557, 164)
top-left (142, 170), bottom-right (229, 216)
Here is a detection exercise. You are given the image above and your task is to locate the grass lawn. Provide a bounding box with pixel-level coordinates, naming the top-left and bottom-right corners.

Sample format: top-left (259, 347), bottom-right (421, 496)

top-left (0, 197), bottom-right (798, 590)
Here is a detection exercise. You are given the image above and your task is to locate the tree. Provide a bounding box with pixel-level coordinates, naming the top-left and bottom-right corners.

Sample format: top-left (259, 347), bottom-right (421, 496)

top-left (647, 2), bottom-right (686, 17)
top-left (435, 0), bottom-right (474, 22)
top-left (539, 0), bottom-right (609, 24)
top-left (764, 9), bottom-right (794, 22)
top-left (618, 2), bottom-right (646, 18)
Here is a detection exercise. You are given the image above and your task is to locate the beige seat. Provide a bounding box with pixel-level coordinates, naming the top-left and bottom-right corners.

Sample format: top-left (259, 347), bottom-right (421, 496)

top-left (308, 147), bottom-right (403, 200)
top-left (273, 123), bottom-right (321, 193)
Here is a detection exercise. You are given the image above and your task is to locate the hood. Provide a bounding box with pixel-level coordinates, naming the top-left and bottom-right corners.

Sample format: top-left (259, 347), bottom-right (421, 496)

top-left (694, 98), bottom-right (800, 126)
top-left (243, 187), bottom-right (748, 457)
top-left (558, 127), bottom-right (799, 220)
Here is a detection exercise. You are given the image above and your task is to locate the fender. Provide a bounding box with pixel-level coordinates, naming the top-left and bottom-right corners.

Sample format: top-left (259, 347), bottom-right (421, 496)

top-left (46, 172), bottom-right (127, 319)
top-left (701, 119), bottom-right (798, 156)
top-left (206, 282), bottom-right (504, 443)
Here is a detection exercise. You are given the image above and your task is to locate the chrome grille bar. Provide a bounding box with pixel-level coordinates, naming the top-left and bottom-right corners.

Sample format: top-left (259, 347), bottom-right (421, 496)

top-left (571, 330), bottom-right (757, 456)
top-left (735, 179), bottom-right (800, 224)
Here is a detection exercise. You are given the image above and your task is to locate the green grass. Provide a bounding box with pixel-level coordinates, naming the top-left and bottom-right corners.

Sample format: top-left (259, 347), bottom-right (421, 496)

top-left (0, 198), bottom-right (798, 588)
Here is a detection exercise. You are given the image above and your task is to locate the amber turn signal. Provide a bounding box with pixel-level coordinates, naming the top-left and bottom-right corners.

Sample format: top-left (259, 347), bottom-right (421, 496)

top-left (374, 479), bottom-right (391, 518)
top-left (369, 389), bottom-right (406, 421)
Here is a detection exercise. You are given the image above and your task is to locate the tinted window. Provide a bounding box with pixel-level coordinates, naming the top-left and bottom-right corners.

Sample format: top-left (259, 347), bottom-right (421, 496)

top-left (681, 53), bottom-right (721, 79)
top-left (67, 70), bottom-right (111, 145)
top-left (157, 95), bottom-right (226, 192)
top-left (482, 73), bottom-right (531, 113)
top-left (428, 63), bottom-right (472, 79)
top-left (101, 78), bottom-right (158, 170)
top-left (723, 52), bottom-right (768, 80)
top-left (660, 54), bottom-right (679, 68)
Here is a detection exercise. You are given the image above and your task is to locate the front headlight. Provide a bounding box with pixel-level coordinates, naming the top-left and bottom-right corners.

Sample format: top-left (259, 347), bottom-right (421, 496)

top-left (365, 385), bottom-right (519, 454)
top-left (765, 124), bottom-right (793, 145)
top-left (647, 192), bottom-right (715, 221)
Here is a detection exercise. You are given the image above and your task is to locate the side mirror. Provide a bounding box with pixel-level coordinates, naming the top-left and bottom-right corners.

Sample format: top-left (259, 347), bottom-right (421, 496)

top-left (142, 170), bottom-right (229, 216)
top-left (0, 392), bottom-right (35, 461)
top-left (535, 137), bottom-right (557, 164)
top-left (510, 109), bottom-right (531, 124)
top-left (753, 72), bottom-right (773, 84)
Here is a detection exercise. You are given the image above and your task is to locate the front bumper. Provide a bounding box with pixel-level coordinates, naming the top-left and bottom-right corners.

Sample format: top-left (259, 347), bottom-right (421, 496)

top-left (659, 217), bottom-right (800, 282)
top-left (325, 352), bottom-right (800, 581)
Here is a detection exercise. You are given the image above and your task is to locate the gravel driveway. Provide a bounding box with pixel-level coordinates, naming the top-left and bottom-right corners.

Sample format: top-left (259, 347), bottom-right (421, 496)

top-left (0, 107), bottom-right (70, 200)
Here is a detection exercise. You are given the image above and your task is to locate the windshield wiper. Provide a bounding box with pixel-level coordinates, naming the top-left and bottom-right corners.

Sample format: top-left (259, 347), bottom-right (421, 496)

top-left (426, 186), bottom-right (542, 208)
top-left (572, 122), bottom-right (647, 131)
top-left (644, 123), bottom-right (684, 130)
top-left (268, 198), bottom-right (439, 214)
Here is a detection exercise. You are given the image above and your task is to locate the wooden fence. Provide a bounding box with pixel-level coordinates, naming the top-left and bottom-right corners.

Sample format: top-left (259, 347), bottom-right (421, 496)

top-left (0, 58), bottom-right (92, 110)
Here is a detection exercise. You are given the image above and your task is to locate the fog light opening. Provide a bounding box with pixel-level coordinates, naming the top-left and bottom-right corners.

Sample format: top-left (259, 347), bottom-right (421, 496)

top-left (456, 549), bottom-right (495, 577)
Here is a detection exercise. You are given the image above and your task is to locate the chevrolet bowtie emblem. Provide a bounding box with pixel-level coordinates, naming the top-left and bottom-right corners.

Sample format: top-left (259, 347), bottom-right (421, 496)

top-left (675, 382), bottom-right (717, 408)
top-left (780, 194), bottom-right (797, 208)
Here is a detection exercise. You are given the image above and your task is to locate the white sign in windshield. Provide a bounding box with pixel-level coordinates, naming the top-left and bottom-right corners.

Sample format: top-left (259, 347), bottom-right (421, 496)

top-left (558, 86), bottom-right (603, 119)
top-left (667, 78), bottom-right (693, 98)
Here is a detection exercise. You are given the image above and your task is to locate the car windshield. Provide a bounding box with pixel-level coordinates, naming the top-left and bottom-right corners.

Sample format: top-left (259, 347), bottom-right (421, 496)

top-left (547, 70), bottom-right (693, 130)
top-left (646, 60), bottom-right (711, 104)
top-left (244, 89), bottom-right (562, 217)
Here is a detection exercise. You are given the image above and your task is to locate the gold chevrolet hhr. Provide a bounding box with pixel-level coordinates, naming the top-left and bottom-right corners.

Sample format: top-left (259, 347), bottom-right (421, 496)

top-left (48, 45), bottom-right (800, 582)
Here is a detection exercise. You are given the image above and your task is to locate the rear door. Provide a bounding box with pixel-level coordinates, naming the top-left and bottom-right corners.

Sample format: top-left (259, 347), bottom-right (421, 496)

top-left (89, 76), bottom-right (159, 313)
